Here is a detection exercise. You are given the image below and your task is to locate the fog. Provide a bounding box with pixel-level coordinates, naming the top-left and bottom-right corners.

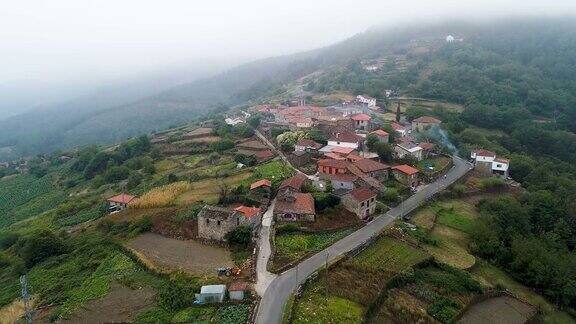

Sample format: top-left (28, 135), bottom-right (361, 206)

top-left (1, 0), bottom-right (576, 118)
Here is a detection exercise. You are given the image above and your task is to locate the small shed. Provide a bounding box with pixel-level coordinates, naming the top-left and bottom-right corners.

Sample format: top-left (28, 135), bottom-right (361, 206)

top-left (229, 282), bottom-right (248, 301)
top-left (196, 285), bottom-right (226, 303)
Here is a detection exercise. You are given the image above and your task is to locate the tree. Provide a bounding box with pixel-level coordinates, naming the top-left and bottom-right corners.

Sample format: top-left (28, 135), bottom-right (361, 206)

top-left (17, 230), bottom-right (67, 268)
top-left (225, 226), bottom-right (252, 246)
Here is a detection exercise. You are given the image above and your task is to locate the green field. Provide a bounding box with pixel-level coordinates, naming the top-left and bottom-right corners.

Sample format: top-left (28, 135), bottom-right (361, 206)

top-left (253, 160), bottom-right (294, 186)
top-left (433, 204), bottom-right (475, 234)
top-left (273, 229), bottom-right (352, 268)
top-left (0, 174), bottom-right (60, 228)
top-left (292, 281), bottom-right (364, 324)
top-left (350, 236), bottom-right (429, 273)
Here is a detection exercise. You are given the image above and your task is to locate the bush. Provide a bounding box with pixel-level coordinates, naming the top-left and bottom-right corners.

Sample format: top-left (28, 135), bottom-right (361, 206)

top-left (0, 232), bottom-right (19, 250)
top-left (480, 177), bottom-right (506, 190)
top-left (16, 230), bottom-right (67, 268)
top-left (211, 139), bottom-right (235, 152)
top-left (157, 276), bottom-right (200, 311)
top-left (276, 223), bottom-right (300, 235)
top-left (225, 226), bottom-right (252, 246)
top-left (312, 192), bottom-right (340, 211)
top-left (427, 297), bottom-right (460, 323)
top-left (380, 188), bottom-right (399, 204)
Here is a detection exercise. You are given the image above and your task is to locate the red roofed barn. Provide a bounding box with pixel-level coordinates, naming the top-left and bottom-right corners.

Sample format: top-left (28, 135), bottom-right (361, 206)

top-left (106, 194), bottom-right (137, 212)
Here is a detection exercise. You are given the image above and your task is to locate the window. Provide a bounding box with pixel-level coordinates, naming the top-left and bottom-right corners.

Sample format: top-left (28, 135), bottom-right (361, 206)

top-left (217, 220), bottom-right (221, 226)
top-left (206, 219), bottom-right (210, 224)
top-left (361, 202), bottom-right (364, 207)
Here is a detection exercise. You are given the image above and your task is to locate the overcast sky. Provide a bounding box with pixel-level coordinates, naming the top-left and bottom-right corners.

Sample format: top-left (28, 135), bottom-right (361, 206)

top-left (1, 0), bottom-right (576, 114)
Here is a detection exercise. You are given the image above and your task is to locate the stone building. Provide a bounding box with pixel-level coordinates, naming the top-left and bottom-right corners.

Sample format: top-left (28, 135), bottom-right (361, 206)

top-left (342, 187), bottom-right (378, 219)
top-left (197, 205), bottom-right (261, 242)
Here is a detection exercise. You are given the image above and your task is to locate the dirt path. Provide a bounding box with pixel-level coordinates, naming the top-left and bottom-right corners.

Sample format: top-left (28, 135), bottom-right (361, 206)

top-left (127, 233), bottom-right (234, 275)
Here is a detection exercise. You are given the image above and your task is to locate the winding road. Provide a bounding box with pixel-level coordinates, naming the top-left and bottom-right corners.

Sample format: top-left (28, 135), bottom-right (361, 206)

top-left (255, 155), bottom-right (471, 324)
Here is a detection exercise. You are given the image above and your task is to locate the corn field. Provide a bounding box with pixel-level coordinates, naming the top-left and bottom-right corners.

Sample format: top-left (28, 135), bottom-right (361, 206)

top-left (130, 181), bottom-right (191, 208)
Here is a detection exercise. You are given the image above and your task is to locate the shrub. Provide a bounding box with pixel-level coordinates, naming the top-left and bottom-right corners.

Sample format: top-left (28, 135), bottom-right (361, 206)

top-left (0, 232), bottom-right (19, 250)
top-left (427, 297), bottom-right (460, 323)
top-left (480, 177), bottom-right (506, 190)
top-left (225, 226), bottom-right (252, 247)
top-left (16, 230), bottom-right (67, 268)
top-left (380, 188), bottom-right (400, 204)
top-left (312, 192), bottom-right (340, 211)
top-left (157, 276), bottom-right (199, 311)
top-left (276, 223), bottom-right (300, 235)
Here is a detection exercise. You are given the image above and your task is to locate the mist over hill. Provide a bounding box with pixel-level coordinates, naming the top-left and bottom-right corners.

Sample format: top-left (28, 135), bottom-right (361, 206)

top-left (2, 17), bottom-right (575, 161)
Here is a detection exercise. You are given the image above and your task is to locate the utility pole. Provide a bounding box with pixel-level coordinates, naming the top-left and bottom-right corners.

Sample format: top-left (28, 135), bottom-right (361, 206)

top-left (20, 275), bottom-right (32, 324)
top-left (324, 252), bottom-right (329, 303)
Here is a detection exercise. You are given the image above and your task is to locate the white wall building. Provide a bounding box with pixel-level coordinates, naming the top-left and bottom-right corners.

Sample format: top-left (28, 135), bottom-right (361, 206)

top-left (471, 149), bottom-right (509, 178)
top-left (356, 95), bottom-right (377, 107)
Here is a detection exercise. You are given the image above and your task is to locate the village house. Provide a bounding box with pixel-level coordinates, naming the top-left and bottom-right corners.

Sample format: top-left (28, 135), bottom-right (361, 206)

top-left (412, 116), bottom-right (442, 132)
top-left (327, 131), bottom-right (363, 150)
top-left (295, 139), bottom-right (323, 154)
top-left (351, 114), bottom-right (371, 131)
top-left (356, 95), bottom-right (377, 107)
top-left (391, 165), bottom-right (419, 188)
top-left (391, 122), bottom-right (407, 137)
top-left (183, 127), bottom-right (214, 139)
top-left (317, 158), bottom-right (384, 192)
top-left (342, 187), bottom-right (378, 219)
top-left (395, 142), bottom-right (424, 161)
top-left (197, 205), bottom-right (261, 242)
top-left (319, 145), bottom-right (357, 157)
top-left (318, 159), bottom-right (349, 175)
top-left (353, 158), bottom-right (390, 181)
top-left (274, 175), bottom-right (315, 222)
top-left (370, 129), bottom-right (390, 143)
top-left (471, 149), bottom-right (510, 178)
top-left (288, 116), bottom-right (313, 129)
top-left (106, 194), bottom-right (137, 212)
top-left (290, 150), bottom-right (311, 167)
top-left (323, 173), bottom-right (358, 195)
top-left (250, 179), bottom-right (272, 200)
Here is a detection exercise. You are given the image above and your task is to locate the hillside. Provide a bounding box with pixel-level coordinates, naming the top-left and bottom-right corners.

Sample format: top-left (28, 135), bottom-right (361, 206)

top-left (2, 17), bottom-right (576, 323)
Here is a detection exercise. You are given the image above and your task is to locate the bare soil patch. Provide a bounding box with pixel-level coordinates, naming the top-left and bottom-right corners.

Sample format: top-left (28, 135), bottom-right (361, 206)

top-left (299, 206), bottom-right (362, 232)
top-left (59, 282), bottom-right (155, 324)
top-left (127, 233), bottom-right (234, 276)
top-left (458, 295), bottom-right (537, 324)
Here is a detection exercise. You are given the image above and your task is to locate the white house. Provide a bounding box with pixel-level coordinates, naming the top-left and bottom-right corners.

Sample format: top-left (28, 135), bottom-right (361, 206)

top-left (356, 95), bottom-right (377, 107)
top-left (391, 122), bottom-right (407, 137)
top-left (471, 149), bottom-right (509, 178)
top-left (225, 117), bottom-right (245, 125)
top-left (446, 35), bottom-right (455, 43)
top-left (327, 132), bottom-right (362, 150)
top-left (395, 142), bottom-right (423, 161)
top-left (196, 285), bottom-right (226, 303)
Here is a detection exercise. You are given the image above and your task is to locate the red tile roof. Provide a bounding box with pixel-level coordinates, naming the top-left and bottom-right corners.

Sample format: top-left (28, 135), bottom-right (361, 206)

top-left (234, 206), bottom-right (262, 218)
top-left (318, 159), bottom-right (349, 169)
top-left (276, 192), bottom-right (315, 215)
top-left (279, 174), bottom-right (307, 191)
top-left (324, 152), bottom-right (346, 160)
top-left (495, 157), bottom-right (509, 164)
top-left (472, 149), bottom-right (496, 157)
top-left (250, 179), bottom-right (271, 190)
top-left (331, 146), bottom-right (356, 155)
top-left (255, 150), bottom-right (274, 161)
top-left (296, 139), bottom-right (322, 149)
top-left (354, 158), bottom-right (390, 173)
top-left (348, 187), bottom-right (377, 202)
top-left (371, 129), bottom-right (389, 136)
top-left (328, 131), bottom-right (362, 144)
top-left (391, 122), bottom-right (405, 131)
top-left (392, 164), bottom-right (419, 176)
top-left (229, 282), bottom-right (249, 291)
top-left (413, 116), bottom-right (441, 124)
top-left (419, 142), bottom-right (435, 151)
top-left (107, 194), bottom-right (136, 204)
top-left (351, 113), bottom-right (371, 121)
top-left (346, 153), bottom-right (363, 162)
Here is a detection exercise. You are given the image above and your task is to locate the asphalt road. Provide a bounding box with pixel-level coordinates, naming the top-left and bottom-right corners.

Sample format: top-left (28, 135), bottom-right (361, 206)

top-left (255, 155), bottom-right (471, 324)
